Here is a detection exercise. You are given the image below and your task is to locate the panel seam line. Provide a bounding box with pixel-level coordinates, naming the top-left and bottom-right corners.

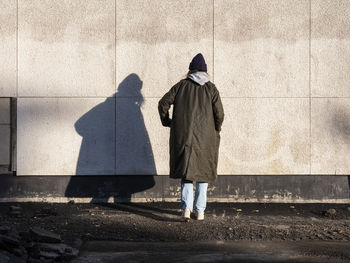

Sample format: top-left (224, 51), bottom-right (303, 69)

top-left (309, 0), bottom-right (312, 175)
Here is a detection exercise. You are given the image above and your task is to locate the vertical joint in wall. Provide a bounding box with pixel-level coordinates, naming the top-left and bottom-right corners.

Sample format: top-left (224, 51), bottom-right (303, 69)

top-left (10, 98), bottom-right (17, 174)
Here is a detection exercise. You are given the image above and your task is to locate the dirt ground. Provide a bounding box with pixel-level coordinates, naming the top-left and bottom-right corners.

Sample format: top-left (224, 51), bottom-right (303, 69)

top-left (1, 202), bottom-right (350, 243)
top-left (1, 202), bottom-right (350, 262)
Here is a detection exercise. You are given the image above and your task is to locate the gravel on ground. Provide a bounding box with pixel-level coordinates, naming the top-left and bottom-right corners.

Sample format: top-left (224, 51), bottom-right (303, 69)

top-left (1, 202), bottom-right (350, 244)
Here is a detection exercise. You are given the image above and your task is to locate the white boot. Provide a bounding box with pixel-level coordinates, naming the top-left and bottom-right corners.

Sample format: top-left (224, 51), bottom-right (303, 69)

top-left (181, 209), bottom-right (191, 221)
top-left (196, 212), bottom-right (204, 220)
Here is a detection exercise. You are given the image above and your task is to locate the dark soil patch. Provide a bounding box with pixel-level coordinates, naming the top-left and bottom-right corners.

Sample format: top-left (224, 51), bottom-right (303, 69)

top-left (1, 202), bottom-right (350, 245)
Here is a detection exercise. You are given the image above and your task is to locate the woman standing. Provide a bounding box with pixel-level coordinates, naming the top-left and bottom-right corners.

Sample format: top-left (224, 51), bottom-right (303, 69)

top-left (158, 53), bottom-right (224, 221)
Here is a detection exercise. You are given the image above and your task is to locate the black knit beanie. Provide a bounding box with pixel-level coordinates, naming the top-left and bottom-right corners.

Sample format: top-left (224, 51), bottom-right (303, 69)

top-left (189, 53), bottom-right (207, 72)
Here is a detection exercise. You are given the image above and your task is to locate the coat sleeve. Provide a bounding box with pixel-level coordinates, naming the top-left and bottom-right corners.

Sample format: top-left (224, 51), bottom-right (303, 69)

top-left (158, 82), bottom-right (180, 127)
top-left (212, 86), bottom-right (224, 132)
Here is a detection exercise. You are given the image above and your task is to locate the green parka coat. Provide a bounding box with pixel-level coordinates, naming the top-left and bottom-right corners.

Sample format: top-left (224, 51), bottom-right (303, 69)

top-left (158, 78), bottom-right (224, 183)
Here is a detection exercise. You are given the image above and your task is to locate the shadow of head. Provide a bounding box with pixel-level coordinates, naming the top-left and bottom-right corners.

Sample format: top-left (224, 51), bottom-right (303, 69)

top-left (117, 73), bottom-right (143, 99)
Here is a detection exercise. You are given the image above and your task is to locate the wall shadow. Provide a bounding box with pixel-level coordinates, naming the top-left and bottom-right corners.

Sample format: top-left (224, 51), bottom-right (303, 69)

top-left (65, 73), bottom-right (156, 202)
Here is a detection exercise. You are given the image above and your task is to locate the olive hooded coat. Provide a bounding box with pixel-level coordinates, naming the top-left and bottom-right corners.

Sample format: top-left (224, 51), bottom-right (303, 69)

top-left (158, 76), bottom-right (224, 183)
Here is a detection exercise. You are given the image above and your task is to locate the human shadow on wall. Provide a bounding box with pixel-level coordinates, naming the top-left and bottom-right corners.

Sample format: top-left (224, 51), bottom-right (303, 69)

top-left (329, 106), bottom-right (350, 199)
top-left (65, 74), bottom-right (156, 202)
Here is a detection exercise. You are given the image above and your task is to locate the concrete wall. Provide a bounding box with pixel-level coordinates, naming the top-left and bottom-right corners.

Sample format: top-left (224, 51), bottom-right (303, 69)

top-left (0, 0), bottom-right (350, 176)
top-left (0, 174), bottom-right (349, 203)
top-left (0, 98), bottom-right (11, 169)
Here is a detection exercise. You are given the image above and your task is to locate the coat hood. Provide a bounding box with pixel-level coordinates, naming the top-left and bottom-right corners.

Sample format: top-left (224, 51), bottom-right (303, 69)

top-left (188, 71), bottom-right (210, 85)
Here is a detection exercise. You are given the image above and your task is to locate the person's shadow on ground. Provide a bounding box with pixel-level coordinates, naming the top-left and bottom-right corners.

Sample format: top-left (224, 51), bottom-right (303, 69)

top-left (65, 74), bottom-right (157, 203)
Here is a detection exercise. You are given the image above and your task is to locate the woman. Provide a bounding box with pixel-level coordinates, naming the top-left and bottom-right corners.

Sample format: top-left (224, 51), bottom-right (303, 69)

top-left (158, 53), bottom-right (224, 221)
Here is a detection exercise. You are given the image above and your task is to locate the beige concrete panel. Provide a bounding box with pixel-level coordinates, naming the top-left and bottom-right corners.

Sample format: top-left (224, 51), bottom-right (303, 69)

top-left (311, 99), bottom-right (350, 174)
top-left (0, 98), bottom-right (10, 124)
top-left (116, 0), bottom-right (213, 98)
top-left (0, 125), bottom-right (10, 165)
top-left (0, 0), bottom-right (16, 97)
top-left (17, 98), bottom-right (116, 175)
top-left (18, 0), bottom-right (115, 97)
top-left (214, 0), bottom-right (309, 98)
top-left (218, 98), bottom-right (310, 174)
top-left (115, 97), bottom-right (168, 175)
top-left (136, 97), bottom-right (310, 175)
top-left (311, 0), bottom-right (350, 97)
